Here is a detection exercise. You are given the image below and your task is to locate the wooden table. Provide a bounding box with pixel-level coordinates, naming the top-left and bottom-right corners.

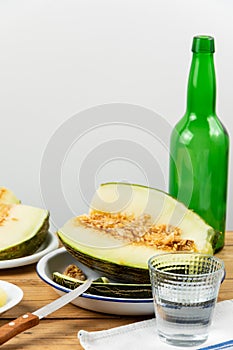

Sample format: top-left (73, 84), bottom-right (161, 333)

top-left (0, 232), bottom-right (232, 349)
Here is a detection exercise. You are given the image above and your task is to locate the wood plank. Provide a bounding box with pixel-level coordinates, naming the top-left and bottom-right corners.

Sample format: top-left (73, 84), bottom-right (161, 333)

top-left (224, 232), bottom-right (233, 245)
top-left (218, 278), bottom-right (233, 302)
top-left (216, 239), bottom-right (233, 280)
top-left (0, 318), bottom-right (145, 350)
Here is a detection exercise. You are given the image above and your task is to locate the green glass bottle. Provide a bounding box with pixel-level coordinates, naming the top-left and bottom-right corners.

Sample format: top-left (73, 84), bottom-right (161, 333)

top-left (169, 35), bottom-right (229, 251)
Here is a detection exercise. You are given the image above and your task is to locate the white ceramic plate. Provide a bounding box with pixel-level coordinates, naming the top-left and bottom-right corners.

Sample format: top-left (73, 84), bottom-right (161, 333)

top-left (0, 280), bottom-right (23, 314)
top-left (36, 247), bottom-right (154, 316)
top-left (0, 232), bottom-right (59, 269)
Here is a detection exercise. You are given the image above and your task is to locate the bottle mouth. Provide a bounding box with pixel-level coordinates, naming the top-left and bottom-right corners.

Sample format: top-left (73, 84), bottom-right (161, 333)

top-left (192, 35), bottom-right (215, 53)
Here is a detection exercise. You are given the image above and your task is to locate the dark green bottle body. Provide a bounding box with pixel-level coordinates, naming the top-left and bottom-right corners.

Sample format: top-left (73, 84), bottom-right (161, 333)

top-left (169, 36), bottom-right (229, 251)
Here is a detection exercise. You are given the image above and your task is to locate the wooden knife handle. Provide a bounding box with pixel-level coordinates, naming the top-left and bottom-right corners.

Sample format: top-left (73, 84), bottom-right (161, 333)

top-left (0, 312), bottom-right (39, 345)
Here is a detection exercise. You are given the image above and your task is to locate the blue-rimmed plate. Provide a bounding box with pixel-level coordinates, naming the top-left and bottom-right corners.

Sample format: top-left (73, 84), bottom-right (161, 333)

top-left (36, 247), bottom-right (154, 316)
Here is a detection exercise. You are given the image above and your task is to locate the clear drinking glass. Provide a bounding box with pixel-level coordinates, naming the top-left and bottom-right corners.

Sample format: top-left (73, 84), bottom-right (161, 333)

top-left (148, 252), bottom-right (224, 347)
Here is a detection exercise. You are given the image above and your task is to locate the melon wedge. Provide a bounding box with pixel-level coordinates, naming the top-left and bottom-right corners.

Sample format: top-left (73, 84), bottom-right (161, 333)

top-left (57, 183), bottom-right (217, 283)
top-left (53, 272), bottom-right (152, 299)
top-left (0, 204), bottom-right (49, 260)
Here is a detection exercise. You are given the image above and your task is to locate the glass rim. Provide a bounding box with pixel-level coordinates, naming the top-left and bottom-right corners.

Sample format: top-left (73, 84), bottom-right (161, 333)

top-left (148, 252), bottom-right (225, 278)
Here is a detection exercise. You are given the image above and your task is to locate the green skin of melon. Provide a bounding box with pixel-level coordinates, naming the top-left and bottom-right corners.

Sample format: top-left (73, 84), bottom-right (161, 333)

top-left (59, 236), bottom-right (152, 284)
top-left (0, 215), bottom-right (49, 260)
top-left (53, 272), bottom-right (152, 299)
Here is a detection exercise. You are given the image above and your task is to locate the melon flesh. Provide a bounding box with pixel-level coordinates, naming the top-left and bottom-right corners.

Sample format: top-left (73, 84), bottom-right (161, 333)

top-left (0, 287), bottom-right (7, 307)
top-left (0, 187), bottom-right (20, 205)
top-left (0, 204), bottom-right (49, 260)
top-left (90, 183), bottom-right (215, 254)
top-left (57, 183), bottom-right (216, 283)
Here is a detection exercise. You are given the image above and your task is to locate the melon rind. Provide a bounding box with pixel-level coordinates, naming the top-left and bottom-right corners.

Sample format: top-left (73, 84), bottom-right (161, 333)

top-left (53, 272), bottom-right (152, 298)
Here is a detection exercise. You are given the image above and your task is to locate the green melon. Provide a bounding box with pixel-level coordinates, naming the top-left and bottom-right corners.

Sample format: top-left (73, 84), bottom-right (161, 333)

top-left (0, 203), bottom-right (49, 260)
top-left (57, 183), bottom-right (217, 283)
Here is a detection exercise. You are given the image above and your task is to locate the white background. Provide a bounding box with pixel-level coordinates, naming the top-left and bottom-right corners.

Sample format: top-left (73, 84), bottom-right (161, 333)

top-left (0, 0), bottom-right (232, 230)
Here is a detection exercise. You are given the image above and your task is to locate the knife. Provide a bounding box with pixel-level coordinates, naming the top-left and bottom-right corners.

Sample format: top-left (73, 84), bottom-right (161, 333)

top-left (0, 277), bottom-right (94, 345)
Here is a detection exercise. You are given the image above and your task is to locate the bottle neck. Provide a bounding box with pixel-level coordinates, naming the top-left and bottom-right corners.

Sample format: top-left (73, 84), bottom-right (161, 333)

top-left (186, 52), bottom-right (216, 117)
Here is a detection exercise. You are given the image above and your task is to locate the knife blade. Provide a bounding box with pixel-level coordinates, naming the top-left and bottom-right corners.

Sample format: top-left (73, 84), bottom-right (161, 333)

top-left (0, 277), bottom-right (94, 345)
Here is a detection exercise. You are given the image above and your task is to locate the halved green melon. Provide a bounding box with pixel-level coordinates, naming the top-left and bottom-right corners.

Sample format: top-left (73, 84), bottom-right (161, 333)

top-left (0, 204), bottom-right (49, 260)
top-left (57, 183), bottom-right (217, 283)
top-left (0, 187), bottom-right (20, 205)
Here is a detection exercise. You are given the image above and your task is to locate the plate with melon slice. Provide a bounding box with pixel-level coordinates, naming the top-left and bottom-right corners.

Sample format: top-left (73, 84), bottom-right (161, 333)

top-left (37, 182), bottom-right (222, 316)
top-left (0, 187), bottom-right (59, 268)
top-left (0, 280), bottom-right (23, 314)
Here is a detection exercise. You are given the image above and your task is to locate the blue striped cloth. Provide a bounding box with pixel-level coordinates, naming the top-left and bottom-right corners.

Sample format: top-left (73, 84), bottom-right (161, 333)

top-left (199, 340), bottom-right (233, 350)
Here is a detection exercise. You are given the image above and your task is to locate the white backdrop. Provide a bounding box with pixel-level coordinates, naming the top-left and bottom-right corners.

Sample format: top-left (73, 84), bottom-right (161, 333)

top-left (0, 0), bottom-right (232, 231)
